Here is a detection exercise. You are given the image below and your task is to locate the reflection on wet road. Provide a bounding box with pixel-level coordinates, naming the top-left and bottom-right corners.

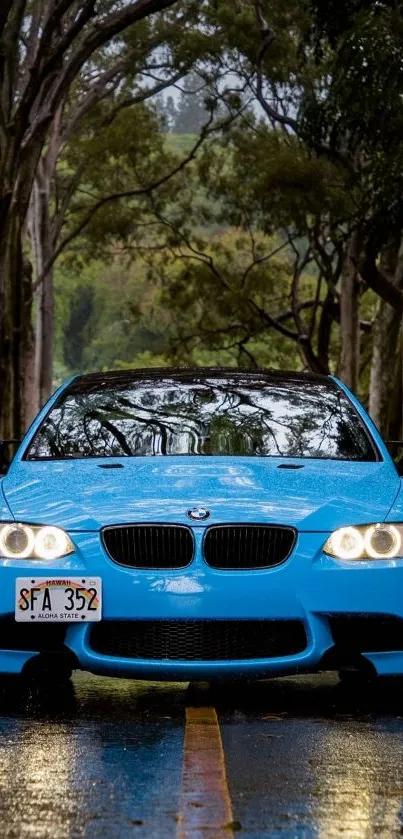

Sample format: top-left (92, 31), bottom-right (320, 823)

top-left (219, 677), bottom-right (403, 838)
top-left (1, 673), bottom-right (403, 838)
top-left (0, 677), bottom-right (185, 839)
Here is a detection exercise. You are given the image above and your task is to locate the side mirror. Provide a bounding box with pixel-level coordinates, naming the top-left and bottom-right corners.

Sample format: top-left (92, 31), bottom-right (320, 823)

top-left (386, 441), bottom-right (403, 476)
top-left (0, 440), bottom-right (20, 476)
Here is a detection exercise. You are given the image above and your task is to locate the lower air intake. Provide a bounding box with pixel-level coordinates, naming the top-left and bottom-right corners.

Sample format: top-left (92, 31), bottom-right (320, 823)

top-left (90, 619), bottom-right (307, 661)
top-left (329, 614), bottom-right (403, 653)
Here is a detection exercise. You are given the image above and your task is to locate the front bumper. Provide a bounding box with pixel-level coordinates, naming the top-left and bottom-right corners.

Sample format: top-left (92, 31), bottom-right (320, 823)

top-left (1, 529), bottom-right (403, 679)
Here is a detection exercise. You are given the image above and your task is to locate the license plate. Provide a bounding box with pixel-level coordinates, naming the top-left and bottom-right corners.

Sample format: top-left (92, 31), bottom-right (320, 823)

top-left (15, 577), bottom-right (102, 623)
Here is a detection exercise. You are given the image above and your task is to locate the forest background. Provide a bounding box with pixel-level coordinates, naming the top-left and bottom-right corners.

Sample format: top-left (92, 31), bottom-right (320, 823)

top-left (1, 0), bottom-right (403, 441)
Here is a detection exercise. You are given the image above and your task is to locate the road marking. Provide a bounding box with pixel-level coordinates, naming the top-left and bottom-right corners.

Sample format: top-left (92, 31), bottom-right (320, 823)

top-left (176, 706), bottom-right (234, 838)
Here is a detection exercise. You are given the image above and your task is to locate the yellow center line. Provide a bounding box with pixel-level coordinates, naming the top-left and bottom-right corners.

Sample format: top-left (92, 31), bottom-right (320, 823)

top-left (176, 706), bottom-right (235, 838)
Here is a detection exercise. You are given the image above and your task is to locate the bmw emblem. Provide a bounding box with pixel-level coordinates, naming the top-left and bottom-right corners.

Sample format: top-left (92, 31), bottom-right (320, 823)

top-left (187, 507), bottom-right (210, 521)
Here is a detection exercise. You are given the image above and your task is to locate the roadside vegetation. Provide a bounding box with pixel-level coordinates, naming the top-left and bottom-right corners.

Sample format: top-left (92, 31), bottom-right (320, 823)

top-left (1, 1), bottom-right (403, 441)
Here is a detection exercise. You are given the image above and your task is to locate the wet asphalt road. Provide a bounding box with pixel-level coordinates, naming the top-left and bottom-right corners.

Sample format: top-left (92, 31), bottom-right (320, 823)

top-left (1, 673), bottom-right (403, 838)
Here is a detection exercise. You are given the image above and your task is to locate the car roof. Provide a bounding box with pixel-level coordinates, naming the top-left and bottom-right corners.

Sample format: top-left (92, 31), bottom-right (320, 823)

top-left (65, 367), bottom-right (336, 395)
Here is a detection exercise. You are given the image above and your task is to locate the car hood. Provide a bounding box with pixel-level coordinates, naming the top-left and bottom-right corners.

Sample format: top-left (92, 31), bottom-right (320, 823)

top-left (2, 457), bottom-right (399, 532)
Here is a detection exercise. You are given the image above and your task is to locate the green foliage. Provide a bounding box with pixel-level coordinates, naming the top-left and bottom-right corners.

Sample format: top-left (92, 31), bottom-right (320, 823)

top-left (51, 0), bottom-right (403, 418)
top-left (54, 110), bottom-right (341, 379)
top-left (54, 224), bottom-right (308, 376)
top-left (59, 101), bottom-right (169, 260)
top-left (157, 228), bottom-right (304, 369)
top-left (302, 0), bottom-right (403, 238)
top-left (165, 133), bottom-right (198, 154)
top-left (63, 285), bottom-right (96, 371)
top-left (197, 123), bottom-right (350, 234)
top-left (55, 255), bottom-right (169, 376)
top-left (308, 0), bottom-right (397, 47)
top-left (204, 0), bottom-right (311, 85)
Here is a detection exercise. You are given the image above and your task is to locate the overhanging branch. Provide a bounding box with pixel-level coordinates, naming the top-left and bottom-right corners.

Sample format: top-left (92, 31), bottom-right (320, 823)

top-left (32, 112), bottom-right (216, 293)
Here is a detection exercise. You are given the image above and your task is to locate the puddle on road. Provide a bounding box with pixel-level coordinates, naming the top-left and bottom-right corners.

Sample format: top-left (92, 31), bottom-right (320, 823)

top-left (0, 673), bottom-right (187, 839)
top-left (219, 674), bottom-right (403, 838)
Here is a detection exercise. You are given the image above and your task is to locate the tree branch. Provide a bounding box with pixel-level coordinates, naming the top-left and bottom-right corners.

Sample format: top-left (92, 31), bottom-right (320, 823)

top-left (360, 251), bottom-right (403, 312)
top-left (32, 111), bottom-right (215, 293)
top-left (0, 1), bottom-right (15, 39)
top-left (96, 68), bottom-right (189, 132)
top-left (39, 0), bottom-right (181, 123)
top-left (51, 160), bottom-right (87, 244)
top-left (253, 0), bottom-right (298, 132)
top-left (16, 0), bottom-right (180, 151)
top-left (59, 59), bottom-right (132, 147)
top-left (248, 298), bottom-right (300, 341)
top-left (0, 0), bottom-right (28, 124)
top-left (240, 238), bottom-right (293, 287)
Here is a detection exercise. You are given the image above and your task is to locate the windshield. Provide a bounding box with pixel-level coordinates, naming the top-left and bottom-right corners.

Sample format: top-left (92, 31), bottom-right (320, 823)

top-left (25, 376), bottom-right (377, 461)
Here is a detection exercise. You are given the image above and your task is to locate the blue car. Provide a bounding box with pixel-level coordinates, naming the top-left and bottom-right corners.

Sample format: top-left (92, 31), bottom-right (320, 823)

top-left (0, 367), bottom-right (402, 684)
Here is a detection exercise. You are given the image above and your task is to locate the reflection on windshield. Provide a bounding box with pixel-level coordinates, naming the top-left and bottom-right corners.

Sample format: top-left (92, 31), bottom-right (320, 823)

top-left (26, 377), bottom-right (376, 461)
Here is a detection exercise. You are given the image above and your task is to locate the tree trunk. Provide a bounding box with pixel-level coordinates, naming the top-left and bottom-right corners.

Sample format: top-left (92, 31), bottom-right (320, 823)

top-left (339, 230), bottom-right (361, 391)
top-left (37, 265), bottom-right (54, 406)
top-left (0, 142), bottom-right (44, 437)
top-left (0, 210), bottom-right (25, 440)
top-left (317, 289), bottom-right (337, 372)
top-left (387, 333), bottom-right (403, 441)
top-left (28, 171), bottom-right (54, 417)
top-left (369, 238), bottom-right (403, 436)
top-left (22, 256), bottom-right (37, 429)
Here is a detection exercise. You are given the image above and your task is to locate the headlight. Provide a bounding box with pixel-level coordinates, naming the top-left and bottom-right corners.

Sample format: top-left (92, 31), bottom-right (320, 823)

top-left (0, 523), bottom-right (74, 560)
top-left (324, 524), bottom-right (403, 560)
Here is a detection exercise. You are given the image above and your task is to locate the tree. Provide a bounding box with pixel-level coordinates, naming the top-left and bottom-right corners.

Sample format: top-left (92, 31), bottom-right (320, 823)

top-left (0, 0), bottom-right (185, 440)
top-left (172, 71), bottom-right (211, 134)
top-left (11, 0), bottom-right (403, 441)
top-left (25, 28), bottom-right (192, 420)
top-left (304, 0), bottom-right (403, 431)
top-left (164, 0), bottom-right (403, 432)
top-left (113, 121), bottom-right (347, 373)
